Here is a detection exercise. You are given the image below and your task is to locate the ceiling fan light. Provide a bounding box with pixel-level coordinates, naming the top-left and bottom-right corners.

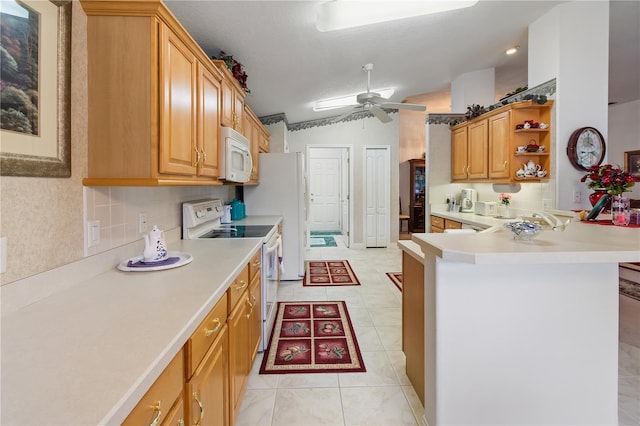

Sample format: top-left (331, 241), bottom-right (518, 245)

top-left (313, 88), bottom-right (394, 111)
top-left (316, 1), bottom-right (479, 32)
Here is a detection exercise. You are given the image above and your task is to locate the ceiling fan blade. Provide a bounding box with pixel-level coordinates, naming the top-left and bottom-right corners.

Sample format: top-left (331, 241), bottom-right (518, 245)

top-left (370, 106), bottom-right (392, 123)
top-left (381, 102), bottom-right (426, 112)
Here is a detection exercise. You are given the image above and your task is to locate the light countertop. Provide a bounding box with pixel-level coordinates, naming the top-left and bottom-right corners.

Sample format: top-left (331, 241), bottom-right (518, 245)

top-left (1, 219), bottom-right (280, 425)
top-left (411, 220), bottom-right (640, 264)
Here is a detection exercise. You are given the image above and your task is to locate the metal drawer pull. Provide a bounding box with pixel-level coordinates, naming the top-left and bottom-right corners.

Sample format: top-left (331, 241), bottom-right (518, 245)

top-left (205, 318), bottom-right (222, 337)
top-left (194, 392), bottom-right (204, 426)
top-left (252, 259), bottom-right (260, 267)
top-left (149, 401), bottom-right (161, 426)
top-left (246, 295), bottom-right (257, 318)
top-left (235, 280), bottom-right (248, 291)
top-left (194, 148), bottom-right (201, 166)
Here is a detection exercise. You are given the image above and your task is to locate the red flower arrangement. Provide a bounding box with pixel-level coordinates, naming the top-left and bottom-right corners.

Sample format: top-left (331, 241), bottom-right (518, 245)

top-left (215, 51), bottom-right (250, 94)
top-left (580, 164), bottom-right (636, 196)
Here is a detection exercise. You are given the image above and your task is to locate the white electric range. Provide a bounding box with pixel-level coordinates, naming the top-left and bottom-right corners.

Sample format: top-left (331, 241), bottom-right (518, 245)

top-left (182, 199), bottom-right (281, 351)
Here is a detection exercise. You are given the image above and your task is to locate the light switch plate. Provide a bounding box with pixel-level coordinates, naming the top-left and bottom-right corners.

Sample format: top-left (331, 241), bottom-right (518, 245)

top-left (87, 220), bottom-right (100, 248)
top-left (0, 237), bottom-right (7, 274)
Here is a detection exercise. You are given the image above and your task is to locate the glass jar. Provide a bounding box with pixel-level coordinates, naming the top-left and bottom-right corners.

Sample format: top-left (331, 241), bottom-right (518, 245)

top-left (611, 195), bottom-right (631, 226)
top-left (630, 209), bottom-right (640, 225)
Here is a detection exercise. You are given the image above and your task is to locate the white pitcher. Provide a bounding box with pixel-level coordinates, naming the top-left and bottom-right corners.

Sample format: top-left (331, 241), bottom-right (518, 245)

top-left (143, 225), bottom-right (168, 262)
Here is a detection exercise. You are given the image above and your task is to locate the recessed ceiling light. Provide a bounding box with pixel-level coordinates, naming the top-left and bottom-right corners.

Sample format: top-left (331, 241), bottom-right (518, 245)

top-left (316, 1), bottom-right (479, 32)
top-left (313, 88), bottom-right (395, 111)
top-left (506, 45), bottom-right (520, 55)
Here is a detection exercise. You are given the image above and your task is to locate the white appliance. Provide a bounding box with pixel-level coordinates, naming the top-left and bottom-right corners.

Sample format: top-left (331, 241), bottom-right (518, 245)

top-left (475, 201), bottom-right (497, 216)
top-left (460, 188), bottom-right (477, 213)
top-left (244, 152), bottom-right (307, 281)
top-left (182, 199), bottom-right (281, 352)
top-left (219, 126), bottom-right (252, 183)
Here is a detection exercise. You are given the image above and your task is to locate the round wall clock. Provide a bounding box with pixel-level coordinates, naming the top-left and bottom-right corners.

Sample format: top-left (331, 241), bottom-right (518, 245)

top-left (566, 127), bottom-right (606, 170)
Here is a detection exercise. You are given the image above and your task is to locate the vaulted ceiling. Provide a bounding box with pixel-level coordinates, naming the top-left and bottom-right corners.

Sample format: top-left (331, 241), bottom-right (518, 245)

top-left (164, 1), bottom-right (640, 124)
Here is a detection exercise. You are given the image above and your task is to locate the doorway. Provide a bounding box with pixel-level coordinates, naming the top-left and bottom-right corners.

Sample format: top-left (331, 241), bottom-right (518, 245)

top-left (364, 146), bottom-right (390, 247)
top-left (307, 146), bottom-right (352, 248)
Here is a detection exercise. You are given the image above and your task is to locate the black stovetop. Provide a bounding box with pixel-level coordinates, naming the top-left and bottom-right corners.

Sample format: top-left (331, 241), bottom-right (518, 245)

top-left (199, 225), bottom-right (273, 239)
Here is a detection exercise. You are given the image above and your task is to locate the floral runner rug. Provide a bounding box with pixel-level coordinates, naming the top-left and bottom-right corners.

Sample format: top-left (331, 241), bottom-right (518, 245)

top-left (259, 301), bottom-right (366, 374)
top-left (303, 260), bottom-right (360, 286)
top-left (385, 272), bottom-right (403, 292)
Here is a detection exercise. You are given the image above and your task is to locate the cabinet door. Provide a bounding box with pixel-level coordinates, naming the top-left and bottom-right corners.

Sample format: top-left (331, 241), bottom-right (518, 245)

top-left (122, 348), bottom-right (184, 426)
top-left (488, 111), bottom-right (511, 179)
top-left (162, 397), bottom-right (184, 426)
top-left (228, 294), bottom-right (251, 423)
top-left (467, 120), bottom-right (488, 179)
top-left (451, 126), bottom-right (468, 180)
top-left (197, 64), bottom-right (221, 178)
top-left (187, 326), bottom-right (229, 426)
top-left (402, 252), bottom-right (425, 405)
top-left (160, 25), bottom-right (198, 176)
top-left (220, 77), bottom-right (234, 128)
top-left (248, 273), bottom-right (262, 363)
top-left (258, 129), bottom-right (270, 153)
top-left (233, 91), bottom-right (245, 131)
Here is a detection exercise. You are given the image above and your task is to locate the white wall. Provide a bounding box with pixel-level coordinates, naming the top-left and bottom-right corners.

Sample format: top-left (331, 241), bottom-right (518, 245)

top-left (529, 1), bottom-right (609, 211)
top-left (609, 99), bottom-right (640, 200)
top-left (287, 116), bottom-right (399, 246)
top-left (450, 68), bottom-right (496, 113)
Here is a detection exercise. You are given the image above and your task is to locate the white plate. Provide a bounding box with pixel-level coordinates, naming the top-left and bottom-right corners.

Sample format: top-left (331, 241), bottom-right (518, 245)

top-left (117, 251), bottom-right (193, 272)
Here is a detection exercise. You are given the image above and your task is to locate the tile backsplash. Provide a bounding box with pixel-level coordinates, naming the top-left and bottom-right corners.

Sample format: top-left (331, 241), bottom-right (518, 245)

top-left (83, 186), bottom-right (233, 255)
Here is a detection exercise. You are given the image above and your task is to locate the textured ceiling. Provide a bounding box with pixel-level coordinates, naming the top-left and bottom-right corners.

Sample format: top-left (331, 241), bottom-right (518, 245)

top-left (164, 1), bottom-right (639, 124)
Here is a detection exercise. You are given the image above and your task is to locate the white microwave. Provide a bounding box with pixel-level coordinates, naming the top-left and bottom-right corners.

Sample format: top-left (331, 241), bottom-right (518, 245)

top-left (219, 126), bottom-right (253, 183)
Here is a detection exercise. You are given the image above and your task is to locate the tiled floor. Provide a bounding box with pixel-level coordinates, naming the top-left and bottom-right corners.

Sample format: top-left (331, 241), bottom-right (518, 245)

top-left (237, 239), bottom-right (640, 426)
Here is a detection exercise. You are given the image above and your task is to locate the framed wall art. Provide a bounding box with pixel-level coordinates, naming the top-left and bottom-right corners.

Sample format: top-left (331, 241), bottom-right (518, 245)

top-left (0, 0), bottom-right (71, 177)
top-left (625, 150), bottom-right (640, 180)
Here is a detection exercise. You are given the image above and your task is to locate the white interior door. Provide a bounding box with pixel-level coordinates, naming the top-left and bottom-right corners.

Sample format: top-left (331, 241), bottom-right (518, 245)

top-left (309, 156), bottom-right (340, 232)
top-left (365, 147), bottom-right (390, 247)
top-left (340, 149), bottom-right (350, 247)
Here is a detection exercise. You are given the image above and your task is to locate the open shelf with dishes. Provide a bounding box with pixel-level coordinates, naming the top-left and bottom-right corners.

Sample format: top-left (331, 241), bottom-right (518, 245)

top-left (510, 101), bottom-right (553, 181)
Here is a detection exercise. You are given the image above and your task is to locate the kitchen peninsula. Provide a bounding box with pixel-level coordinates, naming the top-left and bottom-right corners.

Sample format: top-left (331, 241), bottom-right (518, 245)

top-left (409, 222), bottom-right (640, 425)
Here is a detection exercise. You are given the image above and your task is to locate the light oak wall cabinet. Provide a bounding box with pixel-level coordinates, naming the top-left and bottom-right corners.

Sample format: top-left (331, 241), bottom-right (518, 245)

top-left (81, 0), bottom-right (226, 186)
top-left (450, 101), bottom-right (553, 183)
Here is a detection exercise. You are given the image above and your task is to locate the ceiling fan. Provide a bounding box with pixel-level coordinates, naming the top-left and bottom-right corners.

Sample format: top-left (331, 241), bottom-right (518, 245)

top-left (331, 64), bottom-right (426, 123)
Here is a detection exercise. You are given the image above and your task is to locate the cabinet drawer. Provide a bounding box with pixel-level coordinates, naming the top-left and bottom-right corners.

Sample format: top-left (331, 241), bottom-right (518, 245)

top-left (248, 250), bottom-right (261, 281)
top-left (444, 219), bottom-right (463, 229)
top-left (431, 216), bottom-right (444, 229)
top-left (122, 348), bottom-right (184, 426)
top-left (186, 296), bottom-right (228, 378)
top-left (228, 266), bottom-right (250, 312)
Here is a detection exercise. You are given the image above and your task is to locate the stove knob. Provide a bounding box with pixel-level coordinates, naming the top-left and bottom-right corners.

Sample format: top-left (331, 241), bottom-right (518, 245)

top-left (215, 205), bottom-right (221, 212)
top-left (196, 209), bottom-right (204, 218)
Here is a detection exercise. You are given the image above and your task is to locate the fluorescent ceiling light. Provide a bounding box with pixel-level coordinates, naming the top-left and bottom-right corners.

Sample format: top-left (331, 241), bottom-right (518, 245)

top-left (316, 1), bottom-right (479, 32)
top-left (313, 88), bottom-right (395, 111)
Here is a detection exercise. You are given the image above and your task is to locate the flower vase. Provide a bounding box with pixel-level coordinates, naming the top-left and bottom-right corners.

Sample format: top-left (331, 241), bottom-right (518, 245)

top-left (589, 189), bottom-right (612, 211)
top-left (499, 205), bottom-right (512, 218)
top-left (611, 195), bottom-right (631, 226)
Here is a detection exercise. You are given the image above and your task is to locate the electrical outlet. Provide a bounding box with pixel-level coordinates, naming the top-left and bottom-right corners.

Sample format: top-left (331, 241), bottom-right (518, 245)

top-left (138, 213), bottom-right (148, 233)
top-left (542, 198), bottom-right (552, 210)
top-left (573, 191), bottom-right (582, 203)
top-left (87, 221), bottom-right (100, 248)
